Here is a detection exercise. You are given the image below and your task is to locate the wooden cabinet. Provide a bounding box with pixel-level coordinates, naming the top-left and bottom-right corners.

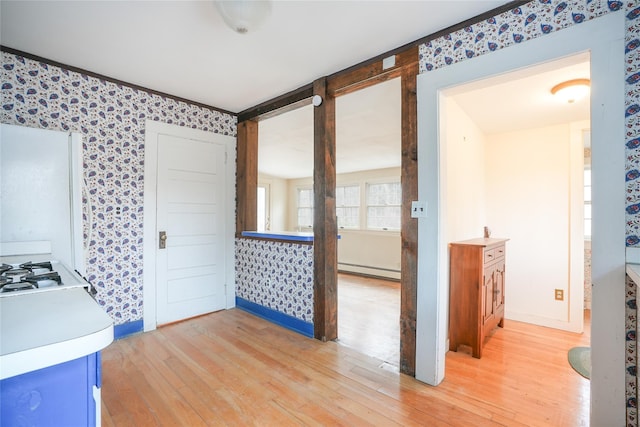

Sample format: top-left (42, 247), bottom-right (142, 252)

top-left (448, 238), bottom-right (508, 358)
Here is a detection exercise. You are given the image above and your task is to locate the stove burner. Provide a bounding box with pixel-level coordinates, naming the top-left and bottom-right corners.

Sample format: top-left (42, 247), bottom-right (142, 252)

top-left (4, 268), bottom-right (29, 278)
top-left (1, 281), bottom-right (37, 292)
top-left (23, 271), bottom-right (62, 285)
top-left (0, 259), bottom-right (87, 296)
top-left (19, 261), bottom-right (53, 272)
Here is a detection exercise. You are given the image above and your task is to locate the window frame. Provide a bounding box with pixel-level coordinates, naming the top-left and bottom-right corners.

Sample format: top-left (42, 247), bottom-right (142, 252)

top-left (365, 180), bottom-right (402, 231)
top-left (296, 187), bottom-right (314, 230)
top-left (336, 184), bottom-right (361, 230)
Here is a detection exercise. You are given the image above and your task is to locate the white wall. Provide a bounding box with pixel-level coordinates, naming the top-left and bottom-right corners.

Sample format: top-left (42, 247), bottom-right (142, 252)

top-left (258, 173), bottom-right (288, 231)
top-left (441, 97), bottom-right (487, 243)
top-left (485, 123), bottom-right (584, 330)
top-left (285, 167), bottom-right (402, 279)
top-left (439, 97), bottom-right (487, 303)
top-left (337, 230), bottom-right (401, 279)
top-left (441, 96), bottom-right (585, 330)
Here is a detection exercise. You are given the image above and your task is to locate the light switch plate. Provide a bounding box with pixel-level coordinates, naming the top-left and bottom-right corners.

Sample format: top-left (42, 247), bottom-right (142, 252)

top-left (382, 55), bottom-right (396, 70)
top-left (411, 201), bottom-right (427, 218)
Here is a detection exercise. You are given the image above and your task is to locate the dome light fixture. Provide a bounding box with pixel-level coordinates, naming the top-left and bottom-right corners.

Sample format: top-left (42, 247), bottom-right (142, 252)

top-left (550, 78), bottom-right (591, 103)
top-left (214, 0), bottom-right (272, 34)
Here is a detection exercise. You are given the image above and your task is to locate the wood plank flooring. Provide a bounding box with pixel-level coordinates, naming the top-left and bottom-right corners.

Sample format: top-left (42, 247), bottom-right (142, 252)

top-left (102, 304), bottom-right (590, 426)
top-left (337, 273), bottom-right (400, 367)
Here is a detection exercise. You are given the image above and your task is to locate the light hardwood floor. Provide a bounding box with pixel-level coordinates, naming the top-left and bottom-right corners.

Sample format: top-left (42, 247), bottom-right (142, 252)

top-left (337, 273), bottom-right (400, 367)
top-left (102, 302), bottom-right (590, 426)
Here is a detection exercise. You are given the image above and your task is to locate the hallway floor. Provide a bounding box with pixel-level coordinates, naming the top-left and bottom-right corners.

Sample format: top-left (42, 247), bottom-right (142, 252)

top-left (336, 273), bottom-right (591, 425)
top-left (337, 273), bottom-right (400, 368)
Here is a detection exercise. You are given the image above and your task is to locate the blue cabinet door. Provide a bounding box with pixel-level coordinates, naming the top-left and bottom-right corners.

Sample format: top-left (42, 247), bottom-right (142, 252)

top-left (1, 353), bottom-right (99, 427)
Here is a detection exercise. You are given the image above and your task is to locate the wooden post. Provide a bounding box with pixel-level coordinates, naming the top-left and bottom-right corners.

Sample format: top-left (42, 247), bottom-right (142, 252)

top-left (313, 77), bottom-right (338, 342)
top-left (400, 62), bottom-right (419, 376)
top-left (236, 120), bottom-right (258, 236)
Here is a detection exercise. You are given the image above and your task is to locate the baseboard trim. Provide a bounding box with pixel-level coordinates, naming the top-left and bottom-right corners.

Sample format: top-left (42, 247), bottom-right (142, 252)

top-left (114, 320), bottom-right (144, 340)
top-left (338, 263), bottom-right (401, 280)
top-left (235, 297), bottom-right (314, 338)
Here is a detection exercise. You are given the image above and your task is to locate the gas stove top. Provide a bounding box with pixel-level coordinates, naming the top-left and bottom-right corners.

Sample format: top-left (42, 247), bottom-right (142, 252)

top-left (0, 259), bottom-right (89, 297)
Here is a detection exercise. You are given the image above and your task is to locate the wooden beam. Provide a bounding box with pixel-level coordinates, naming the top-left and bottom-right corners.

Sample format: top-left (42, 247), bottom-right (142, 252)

top-left (327, 47), bottom-right (418, 98)
top-left (324, 1), bottom-right (528, 91)
top-left (399, 61), bottom-right (419, 377)
top-left (235, 120), bottom-right (258, 236)
top-left (312, 77), bottom-right (338, 342)
top-left (238, 84), bottom-right (314, 122)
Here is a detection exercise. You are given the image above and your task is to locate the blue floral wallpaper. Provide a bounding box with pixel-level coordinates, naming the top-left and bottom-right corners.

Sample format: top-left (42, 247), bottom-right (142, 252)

top-left (235, 238), bottom-right (314, 323)
top-left (0, 51), bottom-right (237, 326)
top-left (419, 0), bottom-right (638, 424)
top-left (1, 0), bottom-right (638, 422)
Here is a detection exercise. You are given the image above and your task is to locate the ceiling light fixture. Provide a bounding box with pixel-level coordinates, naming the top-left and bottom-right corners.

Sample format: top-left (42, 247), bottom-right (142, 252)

top-left (214, 0), bottom-right (272, 35)
top-left (550, 78), bottom-right (591, 103)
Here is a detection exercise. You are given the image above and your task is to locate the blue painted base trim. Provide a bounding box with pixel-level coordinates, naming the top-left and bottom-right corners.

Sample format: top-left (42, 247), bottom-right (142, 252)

top-left (114, 320), bottom-right (144, 340)
top-left (235, 297), bottom-right (314, 338)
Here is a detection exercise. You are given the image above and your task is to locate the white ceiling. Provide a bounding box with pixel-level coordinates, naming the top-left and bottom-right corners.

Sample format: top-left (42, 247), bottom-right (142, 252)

top-left (1, 1), bottom-right (591, 180)
top-left (259, 77), bottom-right (401, 179)
top-left (447, 52), bottom-right (590, 135)
top-left (0, 0), bottom-right (507, 113)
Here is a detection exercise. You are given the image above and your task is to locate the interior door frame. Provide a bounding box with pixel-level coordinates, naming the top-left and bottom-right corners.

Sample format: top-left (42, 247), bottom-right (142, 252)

top-left (416, 11), bottom-right (625, 424)
top-left (143, 120), bottom-right (237, 332)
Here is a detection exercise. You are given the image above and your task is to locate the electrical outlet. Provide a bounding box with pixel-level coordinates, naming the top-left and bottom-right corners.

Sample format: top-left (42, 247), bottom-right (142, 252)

top-left (555, 289), bottom-right (564, 301)
top-left (411, 201), bottom-right (427, 218)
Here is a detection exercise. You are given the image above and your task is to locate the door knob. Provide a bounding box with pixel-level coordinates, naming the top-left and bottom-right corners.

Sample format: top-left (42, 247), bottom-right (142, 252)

top-left (159, 231), bottom-right (167, 249)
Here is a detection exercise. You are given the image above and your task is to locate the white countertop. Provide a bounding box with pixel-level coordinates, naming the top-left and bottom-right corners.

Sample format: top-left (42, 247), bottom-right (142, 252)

top-left (627, 263), bottom-right (640, 286)
top-left (0, 287), bottom-right (113, 379)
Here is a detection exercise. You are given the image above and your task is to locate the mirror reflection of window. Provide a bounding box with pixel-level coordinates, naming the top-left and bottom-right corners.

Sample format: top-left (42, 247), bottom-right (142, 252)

top-left (336, 185), bottom-right (360, 229)
top-left (297, 188), bottom-right (314, 230)
top-left (366, 181), bottom-right (401, 231)
top-left (257, 185), bottom-right (269, 232)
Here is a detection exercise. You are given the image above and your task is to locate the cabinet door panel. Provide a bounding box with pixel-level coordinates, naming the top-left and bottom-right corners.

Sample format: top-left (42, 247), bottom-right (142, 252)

top-left (483, 265), bottom-right (494, 323)
top-left (495, 260), bottom-right (505, 309)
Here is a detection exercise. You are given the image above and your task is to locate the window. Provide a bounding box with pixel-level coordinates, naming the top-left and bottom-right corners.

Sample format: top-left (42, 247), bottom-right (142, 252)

top-left (336, 185), bottom-right (360, 229)
top-left (257, 185), bottom-right (269, 232)
top-left (366, 182), bottom-right (401, 230)
top-left (584, 168), bottom-right (591, 239)
top-left (297, 188), bottom-right (313, 229)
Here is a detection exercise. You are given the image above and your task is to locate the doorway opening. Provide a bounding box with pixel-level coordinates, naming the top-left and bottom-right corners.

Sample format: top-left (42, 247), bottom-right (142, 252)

top-left (416, 11), bottom-right (625, 423)
top-left (441, 52), bottom-right (590, 334)
top-left (334, 77), bottom-right (402, 368)
top-left (439, 53), bottom-right (593, 417)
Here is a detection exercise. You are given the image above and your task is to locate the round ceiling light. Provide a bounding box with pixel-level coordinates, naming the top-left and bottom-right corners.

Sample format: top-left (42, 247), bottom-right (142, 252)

top-left (550, 78), bottom-right (591, 103)
top-left (214, 0), bottom-right (272, 34)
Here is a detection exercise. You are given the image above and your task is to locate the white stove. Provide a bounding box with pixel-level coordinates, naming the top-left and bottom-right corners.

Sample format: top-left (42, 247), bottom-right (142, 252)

top-left (1, 124), bottom-right (88, 298)
top-left (0, 258), bottom-right (89, 297)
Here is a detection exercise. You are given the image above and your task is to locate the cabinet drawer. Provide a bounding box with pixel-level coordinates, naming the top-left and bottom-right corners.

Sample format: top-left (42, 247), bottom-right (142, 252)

top-left (484, 249), bottom-right (496, 264)
top-left (484, 245), bottom-right (505, 264)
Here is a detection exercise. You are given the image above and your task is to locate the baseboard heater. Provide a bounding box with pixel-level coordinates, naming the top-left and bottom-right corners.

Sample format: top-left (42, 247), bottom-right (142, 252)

top-left (338, 264), bottom-right (401, 281)
top-left (338, 262), bottom-right (401, 273)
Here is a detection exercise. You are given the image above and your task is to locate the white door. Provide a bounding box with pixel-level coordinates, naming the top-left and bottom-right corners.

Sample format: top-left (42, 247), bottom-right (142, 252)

top-left (156, 133), bottom-right (227, 325)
